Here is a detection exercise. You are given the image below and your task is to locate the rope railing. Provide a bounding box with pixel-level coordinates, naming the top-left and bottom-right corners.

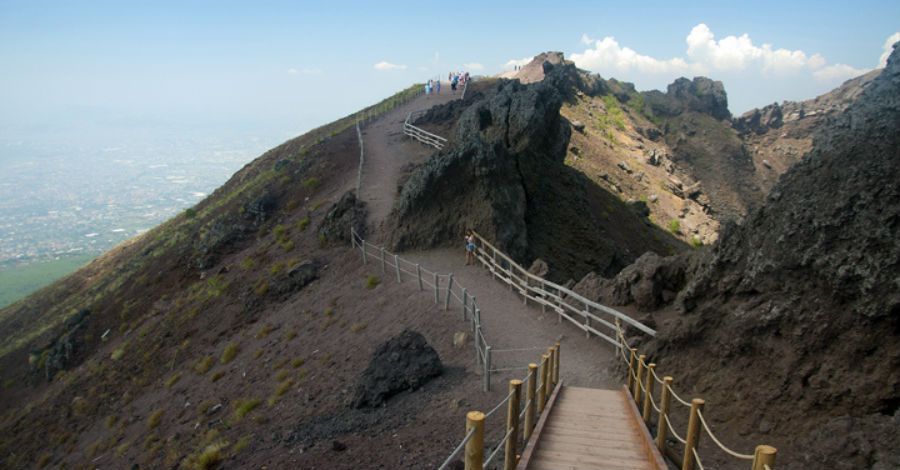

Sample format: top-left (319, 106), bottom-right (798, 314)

top-left (439, 344), bottom-right (560, 470)
top-left (615, 321), bottom-right (778, 470)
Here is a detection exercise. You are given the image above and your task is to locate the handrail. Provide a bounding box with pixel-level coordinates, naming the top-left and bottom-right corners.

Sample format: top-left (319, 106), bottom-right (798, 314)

top-left (403, 111), bottom-right (448, 150)
top-left (470, 231), bottom-right (656, 339)
top-left (615, 322), bottom-right (777, 470)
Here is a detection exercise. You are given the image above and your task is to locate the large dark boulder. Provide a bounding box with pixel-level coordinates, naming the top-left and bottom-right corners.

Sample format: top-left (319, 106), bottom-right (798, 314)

top-left (351, 330), bottom-right (443, 408)
top-left (318, 191), bottom-right (366, 245)
top-left (644, 76), bottom-right (731, 121)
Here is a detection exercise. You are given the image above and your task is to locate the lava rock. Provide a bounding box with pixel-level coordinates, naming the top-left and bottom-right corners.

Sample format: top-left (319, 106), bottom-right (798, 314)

top-left (318, 191), bottom-right (367, 245)
top-left (351, 330), bottom-right (443, 408)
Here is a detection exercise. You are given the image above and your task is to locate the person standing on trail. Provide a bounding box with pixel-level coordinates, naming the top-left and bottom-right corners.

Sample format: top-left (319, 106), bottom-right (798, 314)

top-left (465, 229), bottom-right (476, 266)
top-left (435, 78), bottom-right (441, 95)
top-left (451, 74), bottom-right (458, 94)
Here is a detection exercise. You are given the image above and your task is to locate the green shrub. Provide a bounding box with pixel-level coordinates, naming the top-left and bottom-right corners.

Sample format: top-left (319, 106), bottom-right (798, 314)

top-left (302, 177), bottom-right (320, 190)
top-left (110, 345), bottom-right (126, 361)
top-left (210, 371), bottom-right (225, 382)
top-left (365, 275), bottom-right (380, 290)
top-left (273, 224), bottom-right (287, 239)
top-left (232, 435), bottom-right (251, 454)
top-left (239, 257), bottom-right (256, 270)
top-left (220, 343), bottom-right (239, 364)
top-left (269, 261), bottom-right (285, 276)
top-left (164, 372), bottom-right (182, 389)
top-left (668, 219), bottom-right (681, 234)
top-left (690, 236), bottom-right (703, 248)
top-left (297, 216), bottom-right (311, 231)
top-left (291, 358), bottom-right (305, 368)
top-left (185, 208), bottom-right (197, 219)
top-left (275, 379), bottom-right (294, 397)
top-left (350, 322), bottom-right (367, 333)
top-left (275, 369), bottom-right (290, 382)
top-left (278, 239), bottom-right (295, 251)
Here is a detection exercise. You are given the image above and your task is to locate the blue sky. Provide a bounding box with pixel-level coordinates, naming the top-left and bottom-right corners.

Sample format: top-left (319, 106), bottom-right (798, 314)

top-left (1, 0), bottom-right (898, 143)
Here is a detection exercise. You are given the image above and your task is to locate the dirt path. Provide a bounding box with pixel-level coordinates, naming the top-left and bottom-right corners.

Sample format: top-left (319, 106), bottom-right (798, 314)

top-left (356, 83), bottom-right (619, 391)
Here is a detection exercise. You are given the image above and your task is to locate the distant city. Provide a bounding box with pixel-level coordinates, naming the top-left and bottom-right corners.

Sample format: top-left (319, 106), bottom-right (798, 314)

top-left (0, 129), bottom-right (284, 306)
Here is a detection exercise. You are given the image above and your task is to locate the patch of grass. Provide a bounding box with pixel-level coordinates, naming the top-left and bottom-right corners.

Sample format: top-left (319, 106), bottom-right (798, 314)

top-left (253, 349), bottom-right (264, 359)
top-left (324, 307), bottom-right (334, 317)
top-left (116, 441), bottom-right (131, 457)
top-left (194, 356), bottom-right (214, 374)
top-left (291, 358), bottom-right (305, 368)
top-left (275, 379), bottom-right (294, 397)
top-left (690, 236), bottom-right (703, 248)
top-left (254, 280), bottom-right (269, 297)
top-left (232, 435), bottom-right (252, 455)
top-left (110, 344), bottom-right (126, 361)
top-left (273, 224), bottom-right (287, 239)
top-left (319, 352), bottom-right (333, 365)
top-left (302, 177), bottom-right (320, 190)
top-left (256, 324), bottom-right (274, 339)
top-left (164, 372), bottom-right (182, 389)
top-left (198, 400), bottom-right (215, 415)
top-left (365, 275), bottom-right (380, 290)
top-left (220, 343), bottom-right (239, 364)
top-left (275, 369), bottom-right (290, 382)
top-left (668, 219), bottom-right (681, 234)
top-left (211, 371), bottom-right (225, 382)
top-left (269, 261), bottom-right (286, 276)
top-left (239, 257), bottom-right (257, 270)
top-left (278, 238), bottom-right (295, 251)
top-left (105, 415), bottom-right (118, 429)
top-left (297, 216), bottom-right (311, 231)
top-left (233, 398), bottom-right (261, 420)
top-left (185, 208), bottom-right (198, 219)
top-left (184, 441), bottom-right (228, 470)
top-left (350, 322), bottom-right (368, 333)
top-left (147, 409), bottom-right (164, 429)
top-left (284, 329), bottom-right (298, 341)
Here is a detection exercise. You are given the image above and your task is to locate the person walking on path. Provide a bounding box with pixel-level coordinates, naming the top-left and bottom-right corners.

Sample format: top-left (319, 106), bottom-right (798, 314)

top-left (464, 229), bottom-right (476, 265)
top-left (435, 78), bottom-right (441, 94)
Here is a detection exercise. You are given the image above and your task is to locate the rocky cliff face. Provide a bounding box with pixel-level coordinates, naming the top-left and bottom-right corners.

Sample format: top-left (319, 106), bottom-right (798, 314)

top-left (390, 61), bottom-right (682, 280)
top-left (613, 46), bottom-right (900, 469)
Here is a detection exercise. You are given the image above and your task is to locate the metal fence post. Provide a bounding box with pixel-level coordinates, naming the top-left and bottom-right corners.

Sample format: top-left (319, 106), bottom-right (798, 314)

top-left (504, 379), bottom-right (522, 470)
top-left (656, 376), bottom-right (674, 452)
top-left (465, 411), bottom-right (485, 470)
top-left (682, 399), bottom-right (705, 470)
top-left (434, 273), bottom-right (439, 304)
top-left (643, 363), bottom-right (656, 424)
top-left (416, 264), bottom-right (423, 291)
top-left (483, 346), bottom-right (492, 392)
top-left (444, 274), bottom-right (454, 310)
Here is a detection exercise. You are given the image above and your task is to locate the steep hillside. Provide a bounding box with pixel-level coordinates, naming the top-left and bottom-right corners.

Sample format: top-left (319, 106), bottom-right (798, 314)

top-left (584, 46), bottom-right (900, 468)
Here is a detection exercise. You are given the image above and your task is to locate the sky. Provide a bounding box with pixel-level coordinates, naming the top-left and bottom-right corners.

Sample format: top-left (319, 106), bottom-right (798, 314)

top-left (1, 0), bottom-right (898, 144)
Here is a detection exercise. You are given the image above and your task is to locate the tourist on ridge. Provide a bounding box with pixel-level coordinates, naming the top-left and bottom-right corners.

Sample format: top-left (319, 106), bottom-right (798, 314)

top-left (435, 79), bottom-right (441, 94)
top-left (465, 229), bottom-right (476, 266)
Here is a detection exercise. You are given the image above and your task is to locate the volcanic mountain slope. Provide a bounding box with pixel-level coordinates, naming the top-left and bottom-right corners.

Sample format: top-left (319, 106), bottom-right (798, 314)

top-left (0, 87), bottom-right (511, 469)
top-left (504, 52), bottom-right (880, 248)
top-left (579, 46), bottom-right (900, 469)
top-left (389, 60), bottom-right (685, 283)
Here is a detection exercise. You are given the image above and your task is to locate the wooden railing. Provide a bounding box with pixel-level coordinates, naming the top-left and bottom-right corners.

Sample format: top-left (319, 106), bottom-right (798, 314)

top-left (470, 231), bottom-right (656, 344)
top-left (438, 344), bottom-right (561, 470)
top-left (615, 322), bottom-right (777, 470)
top-left (403, 110), bottom-right (448, 150)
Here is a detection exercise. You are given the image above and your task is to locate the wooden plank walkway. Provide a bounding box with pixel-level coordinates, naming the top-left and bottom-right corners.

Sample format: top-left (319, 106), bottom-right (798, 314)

top-left (518, 386), bottom-right (667, 470)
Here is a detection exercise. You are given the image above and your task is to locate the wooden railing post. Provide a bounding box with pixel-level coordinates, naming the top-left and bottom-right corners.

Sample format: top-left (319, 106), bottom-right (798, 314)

top-left (483, 346), bottom-right (492, 392)
top-left (752, 445), bottom-right (777, 470)
top-left (444, 274), bottom-right (454, 310)
top-left (416, 264), bottom-right (423, 291)
top-left (682, 398), bottom-right (705, 470)
top-left (537, 354), bottom-right (549, 413)
top-left (465, 411), bottom-right (485, 470)
top-left (633, 354), bottom-right (647, 405)
top-left (394, 255), bottom-right (401, 283)
top-left (433, 272), bottom-right (439, 304)
top-left (553, 342), bottom-right (560, 384)
top-left (524, 363), bottom-right (537, 443)
top-left (474, 326), bottom-right (482, 367)
top-left (642, 363), bottom-right (656, 423)
top-left (546, 347), bottom-right (556, 389)
top-left (656, 376), bottom-right (674, 452)
top-left (504, 379), bottom-right (522, 470)
top-left (360, 239), bottom-right (367, 265)
top-left (626, 348), bottom-right (637, 391)
top-left (380, 247), bottom-right (386, 273)
top-left (584, 302), bottom-right (591, 338)
top-left (461, 288), bottom-right (468, 320)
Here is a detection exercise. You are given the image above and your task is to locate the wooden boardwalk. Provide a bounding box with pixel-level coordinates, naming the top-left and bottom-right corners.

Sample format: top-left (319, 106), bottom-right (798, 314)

top-left (518, 386), bottom-right (667, 470)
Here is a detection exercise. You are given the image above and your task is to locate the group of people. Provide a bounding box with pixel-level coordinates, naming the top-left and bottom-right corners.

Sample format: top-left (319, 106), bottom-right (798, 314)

top-left (424, 71), bottom-right (470, 96)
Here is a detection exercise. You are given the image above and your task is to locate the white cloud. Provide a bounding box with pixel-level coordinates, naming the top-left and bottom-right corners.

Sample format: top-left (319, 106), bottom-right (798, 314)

top-left (571, 36), bottom-right (702, 76)
top-left (463, 62), bottom-right (484, 71)
top-left (813, 63), bottom-right (869, 82)
top-left (879, 32), bottom-right (900, 68)
top-left (581, 34), bottom-right (594, 45)
top-left (288, 67), bottom-right (322, 76)
top-left (374, 61), bottom-right (407, 71)
top-left (504, 56), bottom-right (532, 70)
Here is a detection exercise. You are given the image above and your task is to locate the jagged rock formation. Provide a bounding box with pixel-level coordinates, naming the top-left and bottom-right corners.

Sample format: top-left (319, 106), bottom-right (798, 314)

top-left (351, 330), bottom-right (443, 408)
top-left (390, 61), bottom-right (681, 280)
top-left (604, 46), bottom-right (900, 469)
top-left (645, 77), bottom-right (731, 121)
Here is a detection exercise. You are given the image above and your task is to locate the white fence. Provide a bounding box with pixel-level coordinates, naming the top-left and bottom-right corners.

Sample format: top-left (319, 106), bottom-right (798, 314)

top-left (403, 110), bottom-right (448, 150)
top-left (470, 231), bottom-right (656, 345)
top-left (350, 227), bottom-right (498, 391)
